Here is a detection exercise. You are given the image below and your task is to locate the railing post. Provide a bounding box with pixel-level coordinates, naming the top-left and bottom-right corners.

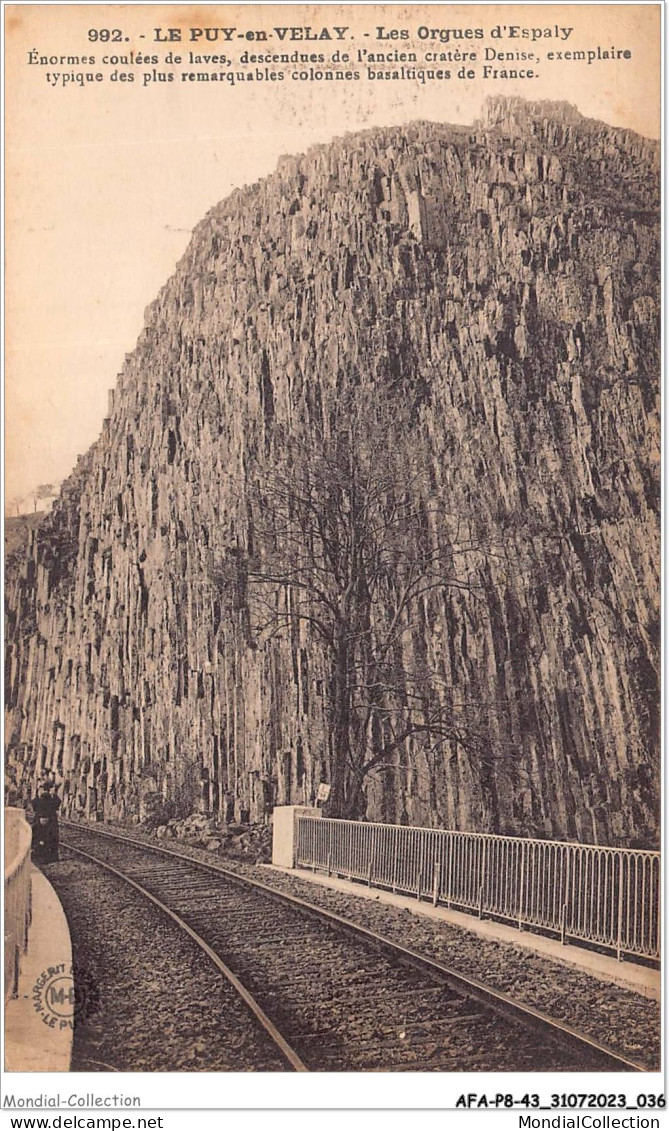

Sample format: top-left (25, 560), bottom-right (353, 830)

top-left (446, 834), bottom-right (454, 908)
top-left (561, 849), bottom-right (570, 946)
top-left (369, 825), bottom-right (377, 888)
top-left (432, 860), bottom-right (441, 907)
top-left (392, 831), bottom-right (398, 894)
top-left (478, 838), bottom-right (487, 920)
top-left (368, 854), bottom-right (374, 888)
top-left (518, 841), bottom-right (526, 931)
top-left (616, 853), bottom-right (624, 961)
top-left (327, 851), bottom-right (332, 878)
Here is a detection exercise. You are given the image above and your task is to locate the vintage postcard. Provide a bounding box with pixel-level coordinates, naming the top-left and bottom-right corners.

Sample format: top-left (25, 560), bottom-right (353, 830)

top-left (3, 0), bottom-right (661, 1117)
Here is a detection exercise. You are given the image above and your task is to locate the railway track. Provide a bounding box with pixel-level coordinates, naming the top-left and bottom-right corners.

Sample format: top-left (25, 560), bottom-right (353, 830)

top-left (60, 822), bottom-right (646, 1073)
top-left (49, 852), bottom-right (293, 1072)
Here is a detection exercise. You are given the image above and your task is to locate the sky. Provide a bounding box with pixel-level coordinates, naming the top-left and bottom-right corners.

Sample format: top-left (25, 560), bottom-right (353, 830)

top-left (4, 2), bottom-right (661, 511)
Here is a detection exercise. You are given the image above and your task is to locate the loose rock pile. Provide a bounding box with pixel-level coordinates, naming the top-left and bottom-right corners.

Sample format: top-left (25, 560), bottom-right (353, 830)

top-left (152, 813), bottom-right (272, 862)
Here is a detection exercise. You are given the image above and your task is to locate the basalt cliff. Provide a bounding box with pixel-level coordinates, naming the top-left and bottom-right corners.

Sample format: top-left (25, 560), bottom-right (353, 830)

top-left (5, 97), bottom-right (660, 846)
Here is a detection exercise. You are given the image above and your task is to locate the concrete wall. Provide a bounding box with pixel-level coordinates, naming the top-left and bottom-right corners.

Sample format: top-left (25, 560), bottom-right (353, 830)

top-left (4, 867), bottom-right (73, 1071)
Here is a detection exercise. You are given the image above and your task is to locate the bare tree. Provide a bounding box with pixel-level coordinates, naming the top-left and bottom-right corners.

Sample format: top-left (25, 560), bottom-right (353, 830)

top-left (214, 390), bottom-right (502, 818)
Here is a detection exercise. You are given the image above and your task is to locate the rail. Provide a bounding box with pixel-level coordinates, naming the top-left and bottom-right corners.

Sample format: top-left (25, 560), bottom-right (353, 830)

top-left (4, 808), bottom-right (33, 1002)
top-left (295, 816), bottom-right (660, 961)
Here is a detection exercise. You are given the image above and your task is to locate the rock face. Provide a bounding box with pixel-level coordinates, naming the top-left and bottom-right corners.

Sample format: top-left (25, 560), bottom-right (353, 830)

top-left (5, 97), bottom-right (659, 846)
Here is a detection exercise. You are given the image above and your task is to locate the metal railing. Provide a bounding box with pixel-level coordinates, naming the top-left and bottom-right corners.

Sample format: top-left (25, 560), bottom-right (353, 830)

top-left (4, 808), bottom-right (33, 1002)
top-left (295, 816), bottom-right (660, 961)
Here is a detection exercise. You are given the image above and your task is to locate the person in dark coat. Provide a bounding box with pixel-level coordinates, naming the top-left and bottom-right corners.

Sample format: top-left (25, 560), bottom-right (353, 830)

top-left (31, 781), bottom-right (61, 863)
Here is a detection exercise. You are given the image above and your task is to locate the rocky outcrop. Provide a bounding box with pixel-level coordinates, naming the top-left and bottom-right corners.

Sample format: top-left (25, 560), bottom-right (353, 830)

top-left (5, 97), bottom-right (659, 846)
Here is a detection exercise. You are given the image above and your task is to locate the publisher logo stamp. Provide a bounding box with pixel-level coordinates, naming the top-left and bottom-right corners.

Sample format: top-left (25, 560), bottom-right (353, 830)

top-left (32, 964), bottom-right (86, 1030)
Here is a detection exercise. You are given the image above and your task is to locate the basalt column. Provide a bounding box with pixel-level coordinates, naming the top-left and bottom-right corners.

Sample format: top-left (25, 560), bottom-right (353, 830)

top-left (5, 97), bottom-right (659, 847)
